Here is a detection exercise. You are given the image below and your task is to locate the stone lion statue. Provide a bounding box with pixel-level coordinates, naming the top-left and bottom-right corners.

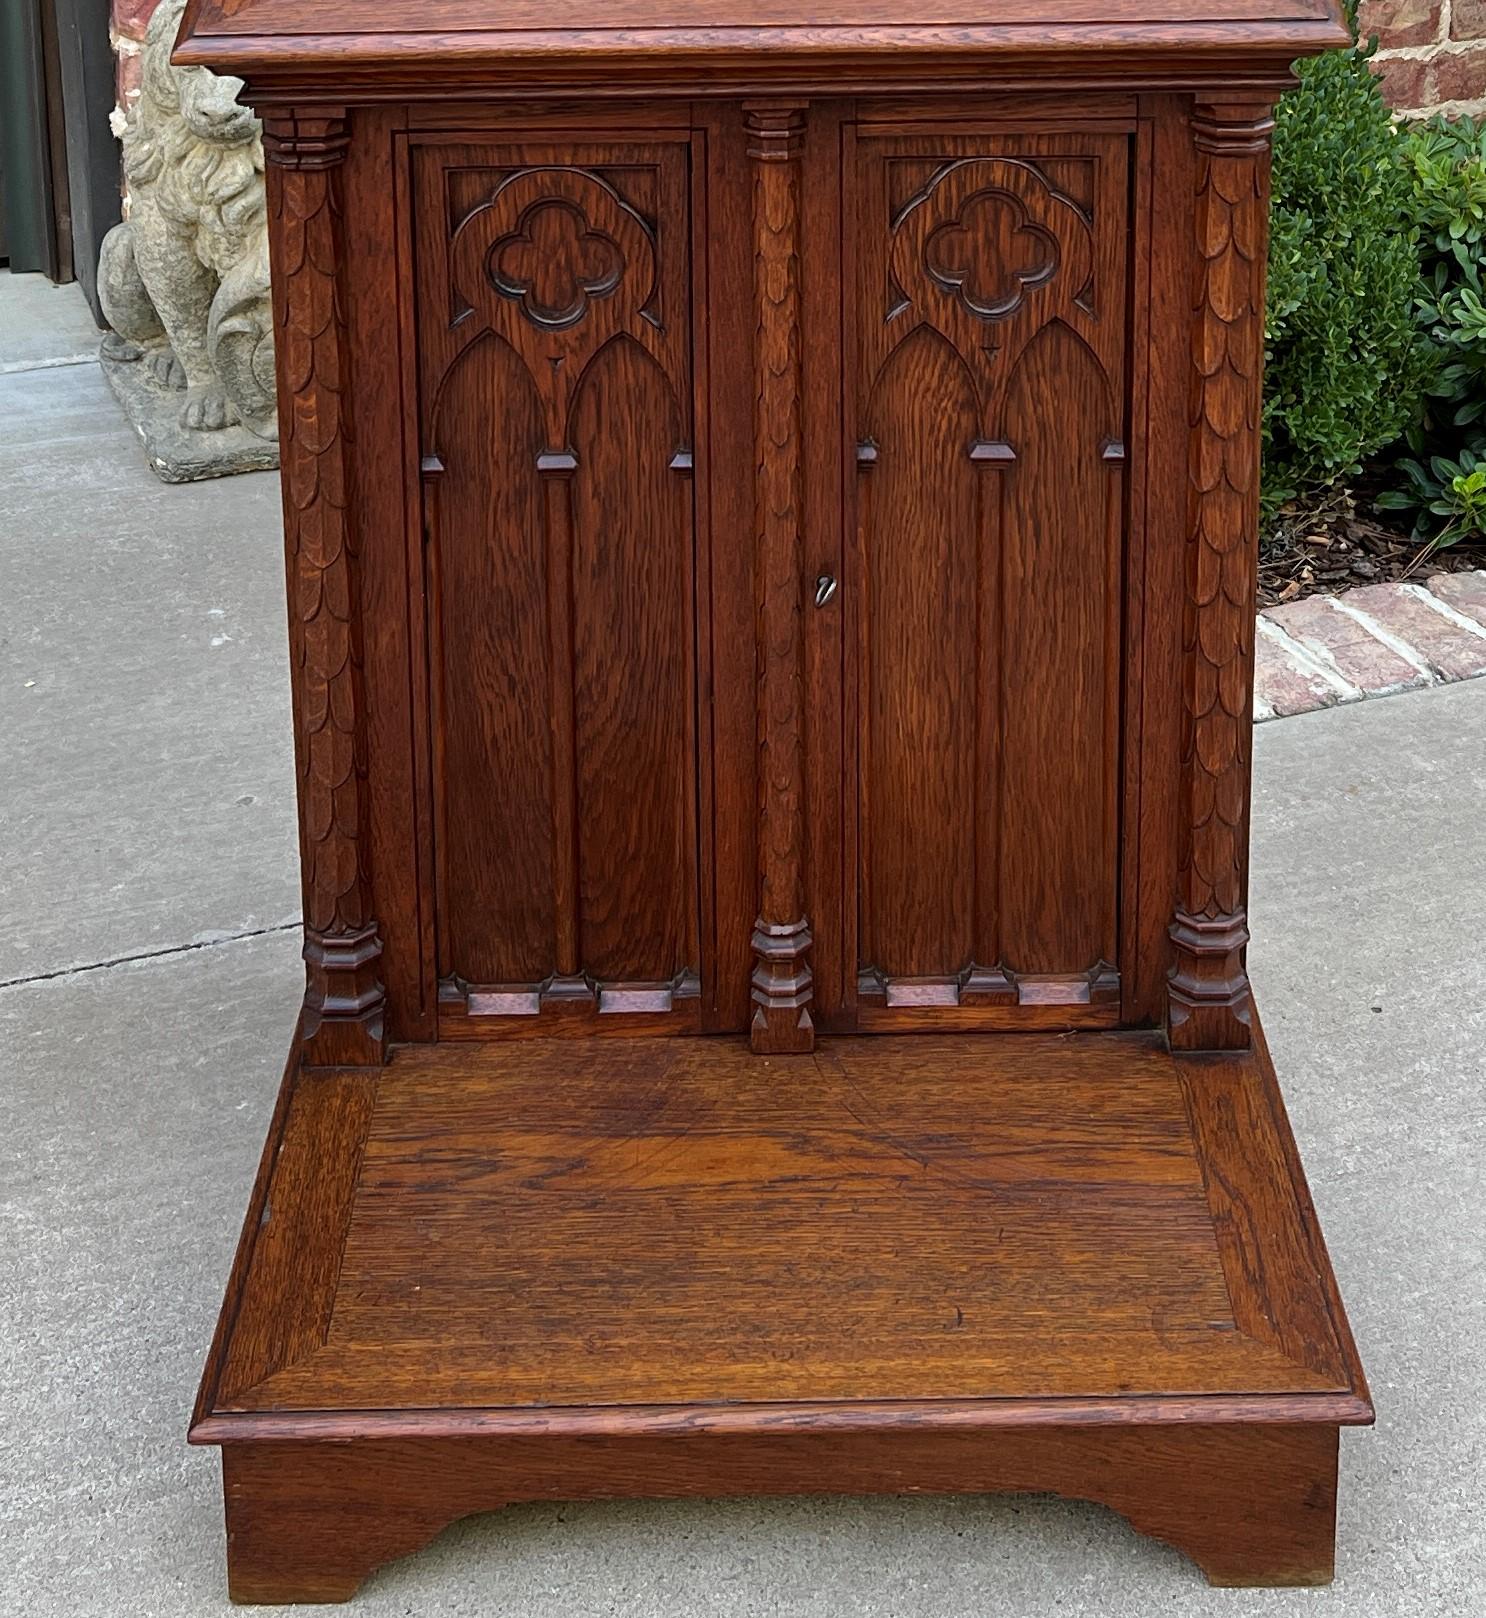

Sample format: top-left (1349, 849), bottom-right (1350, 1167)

top-left (99, 0), bottom-right (276, 439)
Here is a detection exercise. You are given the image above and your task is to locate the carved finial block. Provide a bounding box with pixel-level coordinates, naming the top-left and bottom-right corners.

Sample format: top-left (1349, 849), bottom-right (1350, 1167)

top-left (262, 114), bottom-right (351, 171)
top-left (743, 101), bottom-right (807, 162)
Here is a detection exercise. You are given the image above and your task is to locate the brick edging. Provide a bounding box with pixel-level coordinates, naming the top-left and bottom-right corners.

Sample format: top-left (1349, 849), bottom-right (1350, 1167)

top-left (1254, 569), bottom-right (1486, 720)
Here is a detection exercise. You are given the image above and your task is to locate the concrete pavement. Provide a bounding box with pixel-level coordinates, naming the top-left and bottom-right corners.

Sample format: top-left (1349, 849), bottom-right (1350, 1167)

top-left (2, 270), bottom-right (1483, 1616)
top-left (0, 281), bottom-right (297, 986)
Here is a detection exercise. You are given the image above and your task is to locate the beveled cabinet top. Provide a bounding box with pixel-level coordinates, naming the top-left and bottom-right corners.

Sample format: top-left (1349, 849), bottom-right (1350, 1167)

top-left (176, 0), bottom-right (1347, 95)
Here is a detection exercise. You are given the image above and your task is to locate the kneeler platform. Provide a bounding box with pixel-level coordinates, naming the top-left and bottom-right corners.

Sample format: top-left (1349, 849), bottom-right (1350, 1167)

top-left (194, 1026), bottom-right (1369, 1601)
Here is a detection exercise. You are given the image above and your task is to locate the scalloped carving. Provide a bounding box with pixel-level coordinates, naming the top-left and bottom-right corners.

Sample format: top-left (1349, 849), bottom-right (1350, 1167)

top-left (1169, 104), bottom-right (1274, 1052)
top-left (267, 116), bottom-right (385, 1065)
top-left (747, 103), bottom-right (813, 1054)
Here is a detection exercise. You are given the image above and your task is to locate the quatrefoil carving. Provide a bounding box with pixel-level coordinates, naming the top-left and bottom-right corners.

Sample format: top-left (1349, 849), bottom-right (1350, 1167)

top-left (488, 199), bottom-right (624, 330)
top-left (923, 191), bottom-right (1058, 320)
top-left (884, 158), bottom-right (1096, 403)
top-left (448, 167), bottom-right (665, 447)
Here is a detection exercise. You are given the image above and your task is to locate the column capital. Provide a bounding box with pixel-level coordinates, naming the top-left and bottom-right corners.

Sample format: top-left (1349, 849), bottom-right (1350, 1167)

top-left (263, 112), bottom-right (351, 171)
top-left (743, 102), bottom-right (807, 162)
top-left (1191, 100), bottom-right (1276, 154)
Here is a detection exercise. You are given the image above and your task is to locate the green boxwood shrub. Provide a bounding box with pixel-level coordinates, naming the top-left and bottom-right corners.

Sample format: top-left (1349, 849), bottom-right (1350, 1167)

top-left (1378, 116), bottom-right (1486, 545)
top-left (1263, 34), bottom-right (1432, 508)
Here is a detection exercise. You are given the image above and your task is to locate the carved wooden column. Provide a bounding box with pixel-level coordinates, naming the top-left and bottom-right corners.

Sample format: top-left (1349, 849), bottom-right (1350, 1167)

top-left (1168, 101), bottom-right (1274, 1052)
top-left (746, 102), bottom-right (814, 1055)
top-left (263, 113), bottom-right (386, 1066)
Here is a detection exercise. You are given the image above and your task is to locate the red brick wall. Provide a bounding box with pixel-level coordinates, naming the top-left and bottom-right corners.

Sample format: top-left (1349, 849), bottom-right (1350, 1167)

top-left (1362, 0), bottom-right (1486, 116)
top-left (110, 0), bottom-right (162, 131)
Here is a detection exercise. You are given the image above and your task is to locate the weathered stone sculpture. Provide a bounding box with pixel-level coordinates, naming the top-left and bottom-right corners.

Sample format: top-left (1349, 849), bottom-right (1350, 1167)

top-left (98, 0), bottom-right (278, 481)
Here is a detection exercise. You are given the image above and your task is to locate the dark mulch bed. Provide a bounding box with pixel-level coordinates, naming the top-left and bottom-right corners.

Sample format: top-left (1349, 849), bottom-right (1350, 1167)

top-left (1258, 480), bottom-right (1486, 609)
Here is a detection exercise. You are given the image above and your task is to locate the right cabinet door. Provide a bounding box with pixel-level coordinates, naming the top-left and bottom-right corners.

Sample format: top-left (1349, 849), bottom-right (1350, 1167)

top-left (849, 131), bottom-right (1130, 1029)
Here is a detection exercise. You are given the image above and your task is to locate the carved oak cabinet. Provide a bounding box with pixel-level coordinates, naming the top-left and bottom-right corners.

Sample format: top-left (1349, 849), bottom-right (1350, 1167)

top-left (177, 0), bottom-right (1371, 1601)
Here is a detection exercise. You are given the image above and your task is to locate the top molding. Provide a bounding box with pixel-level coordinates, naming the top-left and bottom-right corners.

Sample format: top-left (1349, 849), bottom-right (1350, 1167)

top-left (175, 0), bottom-right (1349, 99)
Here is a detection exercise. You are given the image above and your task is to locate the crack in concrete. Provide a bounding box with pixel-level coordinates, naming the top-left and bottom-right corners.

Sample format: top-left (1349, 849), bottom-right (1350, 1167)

top-left (0, 923), bottom-right (300, 990)
top-left (0, 353), bottom-right (100, 376)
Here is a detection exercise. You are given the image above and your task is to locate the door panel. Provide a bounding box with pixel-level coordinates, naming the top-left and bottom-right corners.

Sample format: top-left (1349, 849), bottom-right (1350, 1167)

top-left (860, 324), bottom-right (980, 983)
top-left (850, 132), bottom-right (1129, 1027)
top-left (414, 141), bottom-right (704, 1034)
top-left (998, 316), bottom-right (1123, 978)
top-left (569, 336), bottom-right (697, 984)
top-left (429, 329), bottom-right (554, 988)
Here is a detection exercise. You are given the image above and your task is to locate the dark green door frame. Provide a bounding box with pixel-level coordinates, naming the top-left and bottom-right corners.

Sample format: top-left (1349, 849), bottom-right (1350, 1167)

top-left (0, 0), bottom-right (60, 277)
top-left (55, 0), bottom-right (122, 317)
top-left (0, 0), bottom-right (118, 320)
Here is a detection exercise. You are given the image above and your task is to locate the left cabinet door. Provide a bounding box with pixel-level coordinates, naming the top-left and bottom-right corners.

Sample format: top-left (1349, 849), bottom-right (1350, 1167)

top-left (414, 139), bottom-right (706, 1037)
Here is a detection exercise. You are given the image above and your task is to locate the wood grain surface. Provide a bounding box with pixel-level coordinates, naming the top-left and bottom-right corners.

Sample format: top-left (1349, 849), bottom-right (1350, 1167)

top-left (203, 1030), bottom-right (1362, 1421)
top-left (192, 0), bottom-right (1338, 34)
top-left (1167, 100), bottom-right (1273, 1050)
top-left (184, 50), bottom-right (1367, 1604)
top-left (220, 1422), bottom-right (1341, 1600)
top-left (747, 104), bottom-right (815, 1053)
top-left (851, 133), bottom-right (1125, 1020)
top-left (175, 2), bottom-right (1349, 101)
top-left (263, 115), bottom-right (387, 1067)
top-left (414, 143), bottom-right (702, 1032)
